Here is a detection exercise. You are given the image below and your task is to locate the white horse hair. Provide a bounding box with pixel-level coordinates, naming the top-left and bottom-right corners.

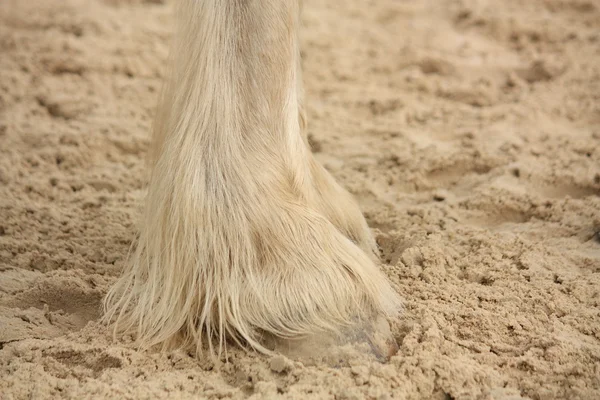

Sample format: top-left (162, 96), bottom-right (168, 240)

top-left (103, 0), bottom-right (401, 356)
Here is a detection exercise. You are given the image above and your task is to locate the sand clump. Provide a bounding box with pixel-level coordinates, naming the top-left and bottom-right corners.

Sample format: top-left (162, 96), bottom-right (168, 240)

top-left (1, 0), bottom-right (599, 398)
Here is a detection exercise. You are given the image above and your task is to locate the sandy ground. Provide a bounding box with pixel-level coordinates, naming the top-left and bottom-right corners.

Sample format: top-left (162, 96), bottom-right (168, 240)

top-left (1, 0), bottom-right (600, 398)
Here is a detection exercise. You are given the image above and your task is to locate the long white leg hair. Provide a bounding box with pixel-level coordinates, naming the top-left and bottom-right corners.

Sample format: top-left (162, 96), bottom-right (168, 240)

top-left (103, 0), bottom-right (401, 356)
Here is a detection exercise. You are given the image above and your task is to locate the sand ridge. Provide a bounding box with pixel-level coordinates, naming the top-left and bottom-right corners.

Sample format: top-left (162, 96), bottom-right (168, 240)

top-left (1, 0), bottom-right (599, 398)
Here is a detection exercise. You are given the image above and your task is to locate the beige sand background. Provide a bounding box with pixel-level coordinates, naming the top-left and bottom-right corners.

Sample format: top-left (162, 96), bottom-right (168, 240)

top-left (1, 0), bottom-right (600, 398)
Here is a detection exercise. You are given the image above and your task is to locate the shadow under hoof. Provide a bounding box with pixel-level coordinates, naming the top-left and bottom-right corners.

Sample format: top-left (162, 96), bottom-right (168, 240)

top-left (263, 316), bottom-right (398, 367)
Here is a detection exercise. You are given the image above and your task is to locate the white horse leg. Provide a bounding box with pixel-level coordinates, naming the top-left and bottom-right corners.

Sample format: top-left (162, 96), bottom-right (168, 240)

top-left (104, 0), bottom-right (401, 357)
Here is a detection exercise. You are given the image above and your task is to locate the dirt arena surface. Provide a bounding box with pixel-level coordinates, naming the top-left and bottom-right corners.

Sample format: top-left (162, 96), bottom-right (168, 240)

top-left (1, 0), bottom-right (599, 398)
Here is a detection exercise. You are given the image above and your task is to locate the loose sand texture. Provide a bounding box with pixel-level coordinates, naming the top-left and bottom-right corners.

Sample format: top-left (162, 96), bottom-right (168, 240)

top-left (1, 0), bottom-right (600, 399)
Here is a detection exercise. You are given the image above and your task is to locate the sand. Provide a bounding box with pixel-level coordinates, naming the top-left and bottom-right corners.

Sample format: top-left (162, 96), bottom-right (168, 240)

top-left (1, 0), bottom-right (599, 398)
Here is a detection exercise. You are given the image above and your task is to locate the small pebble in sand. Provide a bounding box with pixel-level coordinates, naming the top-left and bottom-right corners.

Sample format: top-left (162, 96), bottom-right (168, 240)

top-left (269, 355), bottom-right (293, 373)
